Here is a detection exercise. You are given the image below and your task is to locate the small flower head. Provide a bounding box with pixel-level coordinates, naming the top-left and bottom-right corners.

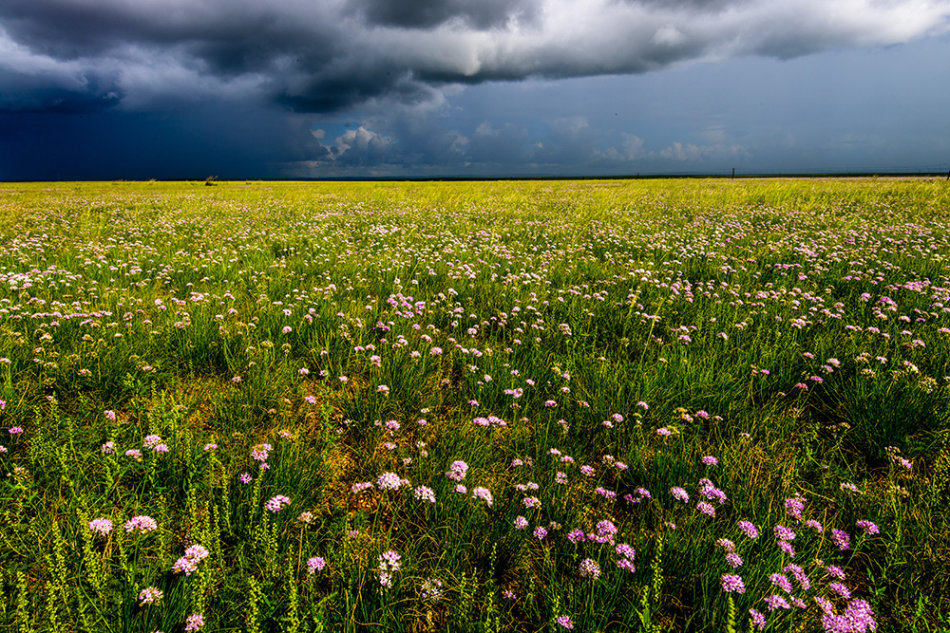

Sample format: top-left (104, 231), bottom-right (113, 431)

top-left (307, 557), bottom-right (326, 574)
top-left (784, 496), bottom-right (806, 520)
top-left (184, 614), bottom-right (204, 632)
top-left (769, 573), bottom-right (793, 593)
top-left (831, 528), bottom-right (851, 551)
top-left (377, 472), bottom-right (403, 491)
top-left (124, 515), bottom-right (158, 534)
top-left (445, 460), bottom-right (468, 481)
top-left (748, 609), bottom-right (766, 631)
top-left (413, 486), bottom-right (436, 503)
top-left (89, 518), bottom-right (114, 536)
top-left (721, 574), bottom-right (746, 593)
top-left (250, 443), bottom-right (272, 462)
top-left (138, 586), bottom-right (164, 606)
top-left (764, 594), bottom-right (791, 611)
top-left (472, 486), bottom-right (493, 506)
top-left (774, 525), bottom-right (796, 542)
top-left (265, 495), bottom-right (291, 513)
top-left (579, 558), bottom-right (601, 579)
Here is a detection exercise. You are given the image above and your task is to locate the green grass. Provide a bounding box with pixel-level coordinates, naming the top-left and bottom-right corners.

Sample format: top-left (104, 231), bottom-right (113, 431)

top-left (0, 177), bottom-right (948, 632)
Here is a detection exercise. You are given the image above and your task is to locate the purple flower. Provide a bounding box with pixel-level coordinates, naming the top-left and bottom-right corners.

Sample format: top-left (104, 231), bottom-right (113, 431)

top-left (716, 538), bottom-right (735, 552)
top-left (445, 460), bottom-right (468, 481)
top-left (377, 550), bottom-right (400, 589)
top-left (774, 525), bottom-right (796, 541)
top-left (784, 563), bottom-right (811, 591)
top-left (8, 427), bottom-right (23, 436)
top-left (265, 495), bottom-right (291, 512)
top-left (616, 557), bottom-right (636, 573)
top-left (726, 553), bottom-right (743, 568)
top-left (770, 573), bottom-right (793, 593)
top-left (856, 520), bottom-right (879, 536)
top-left (721, 574), bottom-right (746, 593)
top-left (738, 521), bottom-right (759, 539)
top-left (239, 472), bottom-right (252, 484)
top-left (764, 594), bottom-right (791, 611)
top-left (579, 558), bottom-right (601, 579)
top-left (472, 487), bottom-right (493, 506)
top-left (138, 586), bottom-right (163, 606)
top-left (616, 543), bottom-right (636, 560)
top-left (307, 557), bottom-right (326, 574)
top-left (142, 434), bottom-right (162, 449)
top-left (377, 472), bottom-right (403, 490)
top-left (514, 516), bottom-right (529, 530)
top-left (173, 544), bottom-right (209, 576)
top-left (670, 487), bottom-right (689, 503)
top-left (831, 528), bottom-right (851, 551)
top-left (250, 443), bottom-right (272, 462)
top-left (523, 496), bottom-right (542, 509)
top-left (697, 501), bottom-right (716, 517)
top-left (555, 615), bottom-right (574, 629)
top-left (89, 518), bottom-right (113, 536)
top-left (820, 598), bottom-right (876, 633)
top-left (699, 479), bottom-right (728, 505)
top-left (591, 520), bottom-right (618, 544)
top-left (413, 486), bottom-right (436, 503)
top-left (702, 455), bottom-right (719, 466)
top-left (124, 515), bottom-right (158, 534)
top-left (533, 526), bottom-right (548, 540)
top-left (748, 609), bottom-right (766, 631)
top-left (825, 565), bottom-right (846, 580)
top-left (184, 614), bottom-right (204, 632)
top-left (784, 497), bottom-right (806, 520)
top-left (828, 582), bottom-right (852, 600)
top-left (567, 529), bottom-right (586, 544)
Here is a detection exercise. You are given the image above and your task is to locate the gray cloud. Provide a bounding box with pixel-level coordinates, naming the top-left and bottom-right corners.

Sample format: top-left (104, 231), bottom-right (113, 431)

top-left (354, 0), bottom-right (540, 29)
top-left (0, 0), bottom-right (948, 116)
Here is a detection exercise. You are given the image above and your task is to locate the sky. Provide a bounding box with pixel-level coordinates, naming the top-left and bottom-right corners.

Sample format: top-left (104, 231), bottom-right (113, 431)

top-left (0, 0), bottom-right (949, 180)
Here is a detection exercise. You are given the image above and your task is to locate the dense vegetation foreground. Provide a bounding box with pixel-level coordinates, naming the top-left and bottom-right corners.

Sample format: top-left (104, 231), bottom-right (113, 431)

top-left (0, 178), bottom-right (948, 632)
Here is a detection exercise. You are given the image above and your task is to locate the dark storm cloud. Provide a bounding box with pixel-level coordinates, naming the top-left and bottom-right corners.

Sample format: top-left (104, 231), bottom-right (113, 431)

top-left (0, 67), bottom-right (121, 113)
top-left (355, 0), bottom-right (539, 29)
top-left (1, 0), bottom-right (947, 115)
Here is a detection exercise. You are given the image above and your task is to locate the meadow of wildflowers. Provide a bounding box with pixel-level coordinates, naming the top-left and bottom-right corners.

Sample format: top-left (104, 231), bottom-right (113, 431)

top-left (0, 178), bottom-right (948, 632)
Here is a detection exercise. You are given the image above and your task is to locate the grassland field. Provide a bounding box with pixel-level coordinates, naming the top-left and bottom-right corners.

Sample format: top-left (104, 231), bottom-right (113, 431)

top-left (0, 178), bottom-right (948, 632)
